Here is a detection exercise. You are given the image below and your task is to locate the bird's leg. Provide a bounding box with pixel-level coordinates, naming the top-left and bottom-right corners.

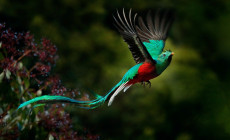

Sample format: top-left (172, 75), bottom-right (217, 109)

top-left (140, 81), bottom-right (145, 87)
top-left (146, 80), bottom-right (151, 88)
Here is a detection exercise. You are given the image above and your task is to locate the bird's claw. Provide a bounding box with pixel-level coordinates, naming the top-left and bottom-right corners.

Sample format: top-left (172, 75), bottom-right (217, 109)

top-left (146, 80), bottom-right (151, 88)
top-left (141, 81), bottom-right (145, 87)
top-left (140, 81), bottom-right (151, 88)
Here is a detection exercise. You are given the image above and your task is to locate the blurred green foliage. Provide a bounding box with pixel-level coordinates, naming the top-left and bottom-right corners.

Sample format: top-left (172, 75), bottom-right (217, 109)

top-left (1, 0), bottom-right (230, 139)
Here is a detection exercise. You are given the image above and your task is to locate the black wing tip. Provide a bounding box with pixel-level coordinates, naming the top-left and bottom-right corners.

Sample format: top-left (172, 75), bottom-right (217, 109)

top-left (137, 8), bottom-right (175, 41)
top-left (112, 8), bottom-right (152, 64)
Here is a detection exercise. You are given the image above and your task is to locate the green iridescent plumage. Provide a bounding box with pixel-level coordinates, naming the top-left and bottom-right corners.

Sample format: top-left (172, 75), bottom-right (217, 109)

top-left (120, 63), bottom-right (142, 82)
top-left (17, 63), bottom-right (143, 110)
top-left (143, 40), bottom-right (165, 60)
top-left (17, 9), bottom-right (174, 110)
top-left (155, 51), bottom-right (173, 75)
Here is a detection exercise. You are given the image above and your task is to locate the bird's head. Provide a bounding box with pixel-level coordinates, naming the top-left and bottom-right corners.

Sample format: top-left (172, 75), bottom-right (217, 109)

top-left (158, 50), bottom-right (174, 64)
top-left (155, 50), bottom-right (174, 75)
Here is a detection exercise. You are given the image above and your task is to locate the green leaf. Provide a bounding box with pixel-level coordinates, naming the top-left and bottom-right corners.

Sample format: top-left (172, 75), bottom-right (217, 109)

top-left (5, 69), bottom-right (11, 79)
top-left (17, 62), bottom-right (23, 70)
top-left (19, 85), bottom-right (24, 94)
top-left (24, 78), bottom-right (30, 89)
top-left (48, 134), bottom-right (54, 140)
top-left (0, 108), bottom-right (3, 115)
top-left (0, 71), bottom-right (4, 83)
top-left (17, 76), bottom-right (22, 84)
top-left (0, 52), bottom-right (4, 60)
top-left (37, 90), bottom-right (42, 96)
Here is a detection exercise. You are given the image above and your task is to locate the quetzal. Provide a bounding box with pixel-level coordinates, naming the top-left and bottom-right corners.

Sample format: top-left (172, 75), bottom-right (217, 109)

top-left (18, 9), bottom-right (174, 110)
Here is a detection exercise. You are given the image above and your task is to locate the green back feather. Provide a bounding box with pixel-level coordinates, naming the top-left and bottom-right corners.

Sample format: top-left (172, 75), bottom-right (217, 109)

top-left (143, 40), bottom-right (164, 60)
top-left (121, 63), bottom-right (142, 82)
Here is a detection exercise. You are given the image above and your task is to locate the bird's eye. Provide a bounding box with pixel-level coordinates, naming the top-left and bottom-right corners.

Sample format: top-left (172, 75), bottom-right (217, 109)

top-left (163, 54), bottom-right (166, 57)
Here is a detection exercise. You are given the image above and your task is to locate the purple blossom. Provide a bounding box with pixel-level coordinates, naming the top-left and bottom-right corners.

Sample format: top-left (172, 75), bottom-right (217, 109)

top-left (0, 23), bottom-right (98, 139)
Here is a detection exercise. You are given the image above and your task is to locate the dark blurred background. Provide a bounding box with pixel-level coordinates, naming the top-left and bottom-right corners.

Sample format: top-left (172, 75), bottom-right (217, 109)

top-left (1, 0), bottom-right (230, 139)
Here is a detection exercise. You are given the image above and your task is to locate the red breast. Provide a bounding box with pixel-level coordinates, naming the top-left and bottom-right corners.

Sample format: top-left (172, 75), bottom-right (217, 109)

top-left (128, 62), bottom-right (157, 85)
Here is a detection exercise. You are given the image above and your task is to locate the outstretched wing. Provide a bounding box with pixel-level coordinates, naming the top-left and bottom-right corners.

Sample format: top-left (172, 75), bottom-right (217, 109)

top-left (136, 10), bottom-right (174, 60)
top-left (113, 9), bottom-right (153, 64)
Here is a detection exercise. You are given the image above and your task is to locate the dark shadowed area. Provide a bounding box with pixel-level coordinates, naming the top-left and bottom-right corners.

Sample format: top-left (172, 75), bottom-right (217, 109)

top-left (1, 0), bottom-right (230, 139)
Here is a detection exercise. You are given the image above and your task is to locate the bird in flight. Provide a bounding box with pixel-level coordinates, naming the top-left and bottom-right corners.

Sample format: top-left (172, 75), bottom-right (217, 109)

top-left (18, 9), bottom-right (174, 110)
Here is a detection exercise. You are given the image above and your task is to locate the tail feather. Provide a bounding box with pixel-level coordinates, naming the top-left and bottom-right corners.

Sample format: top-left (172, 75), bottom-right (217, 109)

top-left (108, 82), bottom-right (128, 106)
top-left (17, 81), bottom-right (125, 110)
top-left (17, 95), bottom-right (94, 110)
top-left (124, 85), bottom-right (132, 92)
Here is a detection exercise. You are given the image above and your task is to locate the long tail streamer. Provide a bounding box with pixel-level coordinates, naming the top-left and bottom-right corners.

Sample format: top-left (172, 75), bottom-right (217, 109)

top-left (18, 81), bottom-right (123, 110)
